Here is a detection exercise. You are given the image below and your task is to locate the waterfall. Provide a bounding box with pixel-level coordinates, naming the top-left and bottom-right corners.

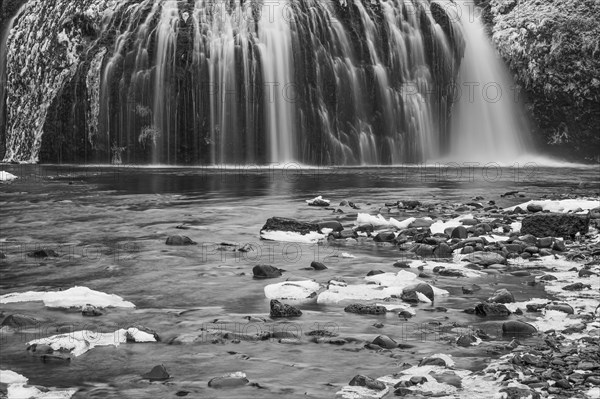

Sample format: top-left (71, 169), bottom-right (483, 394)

top-left (1, 0), bottom-right (467, 165)
top-left (447, 0), bottom-right (530, 163)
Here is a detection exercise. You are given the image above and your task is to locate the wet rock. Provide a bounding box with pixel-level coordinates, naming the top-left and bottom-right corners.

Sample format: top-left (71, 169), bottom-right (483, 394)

top-left (270, 300), bottom-right (302, 318)
top-left (318, 221), bottom-right (343, 232)
top-left (437, 268), bottom-right (465, 277)
top-left (82, 304), bottom-right (103, 317)
top-left (433, 243), bottom-right (453, 258)
top-left (411, 244), bottom-right (435, 257)
top-left (456, 334), bottom-right (478, 347)
top-left (475, 302), bottom-right (511, 317)
top-left (367, 270), bottom-right (385, 276)
top-left (537, 237), bottom-right (554, 248)
top-left (402, 283), bottom-right (434, 302)
top-left (431, 372), bottom-right (462, 388)
top-left (409, 218), bottom-right (434, 228)
top-left (504, 243), bottom-right (525, 254)
top-left (208, 372), bottom-right (249, 388)
top-left (539, 248), bottom-right (553, 257)
top-left (552, 240), bottom-right (567, 252)
top-left (521, 213), bottom-right (590, 238)
top-left (464, 251), bottom-right (506, 266)
top-left (523, 246), bottom-right (539, 254)
top-left (344, 304), bottom-right (387, 315)
top-left (578, 268), bottom-right (597, 278)
top-left (310, 261), bottom-right (327, 270)
top-left (563, 282), bottom-right (592, 291)
top-left (487, 289), bottom-right (515, 304)
top-left (419, 356), bottom-right (448, 367)
top-left (461, 246), bottom-right (474, 255)
top-left (394, 261), bottom-right (410, 268)
top-left (461, 218), bottom-right (479, 226)
top-left (356, 224), bottom-right (374, 234)
top-left (555, 379), bottom-right (571, 389)
top-left (409, 376), bottom-right (427, 385)
top-left (27, 249), bottom-right (59, 258)
top-left (462, 284), bottom-right (481, 294)
top-left (142, 365), bottom-right (170, 381)
top-left (398, 311), bottom-right (413, 319)
top-left (539, 274), bottom-right (558, 281)
top-left (451, 226), bottom-right (468, 239)
top-left (401, 200), bottom-right (421, 209)
top-left (502, 320), bottom-right (537, 336)
top-left (372, 335), bottom-right (398, 349)
top-left (526, 303), bottom-right (545, 312)
top-left (527, 204), bottom-right (544, 213)
top-left (261, 217), bottom-right (319, 235)
top-left (348, 375), bottom-right (386, 391)
top-left (165, 235), bottom-right (196, 246)
top-left (1, 314), bottom-right (41, 329)
top-left (253, 265), bottom-right (282, 279)
top-left (547, 303), bottom-right (574, 314)
top-left (499, 387), bottom-right (540, 399)
top-left (374, 231), bottom-right (396, 242)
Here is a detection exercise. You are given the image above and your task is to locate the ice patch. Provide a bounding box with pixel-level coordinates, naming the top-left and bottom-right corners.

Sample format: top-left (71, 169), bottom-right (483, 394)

top-left (506, 199), bottom-right (600, 213)
top-left (0, 171), bottom-right (18, 181)
top-left (0, 369), bottom-right (77, 398)
top-left (27, 327), bottom-right (156, 357)
top-left (306, 195), bottom-right (330, 206)
top-left (264, 281), bottom-right (320, 301)
top-left (336, 385), bottom-right (390, 399)
top-left (317, 271), bottom-right (448, 304)
top-left (355, 214), bottom-right (417, 230)
top-left (0, 286), bottom-right (135, 309)
top-left (260, 230), bottom-right (325, 243)
top-left (430, 214), bottom-right (473, 235)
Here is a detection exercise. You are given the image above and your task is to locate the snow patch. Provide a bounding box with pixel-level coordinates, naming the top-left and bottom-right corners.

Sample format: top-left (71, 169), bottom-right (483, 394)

top-left (27, 327), bottom-right (156, 357)
top-left (0, 171), bottom-right (18, 181)
top-left (0, 286), bottom-right (135, 309)
top-left (264, 281), bottom-right (320, 301)
top-left (260, 230), bottom-right (325, 243)
top-left (506, 199), bottom-right (600, 213)
top-left (0, 369), bottom-right (77, 398)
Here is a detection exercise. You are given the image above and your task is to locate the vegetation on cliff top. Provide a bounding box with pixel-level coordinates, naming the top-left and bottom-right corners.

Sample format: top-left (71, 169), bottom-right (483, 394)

top-left (476, 0), bottom-right (600, 162)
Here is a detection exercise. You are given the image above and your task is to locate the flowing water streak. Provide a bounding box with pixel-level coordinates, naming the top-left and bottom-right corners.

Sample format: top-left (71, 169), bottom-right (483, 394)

top-left (256, 0), bottom-right (296, 163)
top-left (153, 0), bottom-right (180, 164)
top-left (448, 0), bottom-right (530, 163)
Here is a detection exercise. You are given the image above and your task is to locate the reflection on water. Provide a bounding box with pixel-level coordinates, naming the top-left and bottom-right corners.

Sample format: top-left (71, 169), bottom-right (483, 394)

top-left (0, 165), bottom-right (598, 397)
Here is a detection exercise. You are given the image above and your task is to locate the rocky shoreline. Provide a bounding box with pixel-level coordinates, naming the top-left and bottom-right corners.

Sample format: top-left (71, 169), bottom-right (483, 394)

top-left (1, 191), bottom-right (599, 398)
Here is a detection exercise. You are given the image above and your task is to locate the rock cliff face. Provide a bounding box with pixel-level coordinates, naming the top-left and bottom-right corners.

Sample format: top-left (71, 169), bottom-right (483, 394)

top-left (475, 0), bottom-right (600, 163)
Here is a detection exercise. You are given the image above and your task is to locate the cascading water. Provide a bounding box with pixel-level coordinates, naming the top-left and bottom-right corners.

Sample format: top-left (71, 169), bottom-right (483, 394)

top-left (0, 0), bottom-right (467, 165)
top-left (447, 0), bottom-right (531, 163)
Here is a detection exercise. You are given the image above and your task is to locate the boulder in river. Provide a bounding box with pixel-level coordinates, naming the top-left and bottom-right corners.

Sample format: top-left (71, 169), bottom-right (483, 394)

top-left (451, 226), bottom-right (468, 239)
top-left (261, 217), bottom-right (319, 235)
top-left (372, 335), bottom-right (398, 349)
top-left (463, 251), bottom-right (506, 266)
top-left (310, 261), bottom-right (327, 270)
top-left (344, 304), bottom-right (387, 315)
top-left (27, 249), bottom-right (59, 258)
top-left (142, 365), bottom-right (170, 381)
top-left (502, 320), bottom-right (537, 336)
top-left (253, 265), bottom-right (283, 279)
top-left (166, 235), bottom-right (196, 246)
top-left (521, 213), bottom-right (590, 238)
top-left (374, 231), bottom-right (396, 242)
top-left (474, 302), bottom-right (511, 317)
top-left (487, 289), bottom-right (515, 304)
top-left (348, 375), bottom-right (386, 391)
top-left (270, 300), bottom-right (302, 318)
top-left (403, 282), bottom-right (434, 302)
top-left (317, 221), bottom-right (343, 232)
top-left (1, 314), bottom-right (41, 329)
top-left (208, 372), bottom-right (249, 388)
